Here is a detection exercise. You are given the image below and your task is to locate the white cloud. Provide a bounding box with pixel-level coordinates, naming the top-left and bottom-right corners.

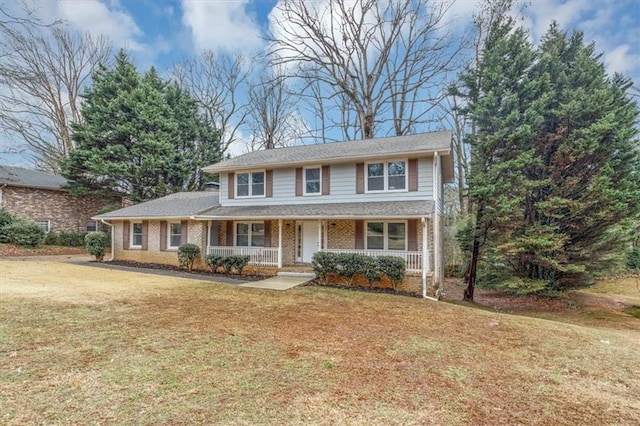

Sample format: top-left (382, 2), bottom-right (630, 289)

top-left (604, 44), bottom-right (639, 76)
top-left (181, 0), bottom-right (262, 53)
top-left (526, 0), bottom-right (593, 41)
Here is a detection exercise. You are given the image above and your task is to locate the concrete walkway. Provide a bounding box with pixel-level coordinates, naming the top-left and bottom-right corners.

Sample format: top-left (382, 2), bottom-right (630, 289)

top-left (238, 276), bottom-right (312, 290)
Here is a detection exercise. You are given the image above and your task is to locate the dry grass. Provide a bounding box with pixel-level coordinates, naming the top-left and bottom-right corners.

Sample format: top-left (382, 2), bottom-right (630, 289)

top-left (1, 261), bottom-right (639, 425)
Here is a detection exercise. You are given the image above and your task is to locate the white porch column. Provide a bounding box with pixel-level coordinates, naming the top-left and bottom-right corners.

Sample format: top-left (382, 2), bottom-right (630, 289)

top-left (278, 219), bottom-right (283, 268)
top-left (318, 219), bottom-right (322, 251)
top-left (422, 216), bottom-right (430, 298)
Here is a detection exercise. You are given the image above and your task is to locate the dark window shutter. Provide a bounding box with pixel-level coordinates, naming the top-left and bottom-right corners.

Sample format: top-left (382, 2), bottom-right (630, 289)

top-left (180, 220), bottom-right (188, 245)
top-left (226, 221), bottom-right (234, 246)
top-left (266, 170), bottom-right (273, 197)
top-left (409, 159), bottom-right (418, 192)
top-left (263, 220), bottom-right (271, 247)
top-left (407, 219), bottom-right (418, 251)
top-left (355, 220), bottom-right (364, 249)
top-left (356, 163), bottom-right (364, 194)
top-left (141, 220), bottom-right (148, 251)
top-left (123, 221), bottom-right (130, 250)
top-left (228, 172), bottom-right (235, 199)
top-left (160, 221), bottom-right (167, 251)
top-left (322, 165), bottom-right (330, 195)
top-left (295, 168), bottom-right (303, 196)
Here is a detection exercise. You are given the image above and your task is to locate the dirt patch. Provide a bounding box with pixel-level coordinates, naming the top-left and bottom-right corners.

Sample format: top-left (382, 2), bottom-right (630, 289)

top-left (0, 243), bottom-right (87, 257)
top-left (107, 259), bottom-right (270, 281)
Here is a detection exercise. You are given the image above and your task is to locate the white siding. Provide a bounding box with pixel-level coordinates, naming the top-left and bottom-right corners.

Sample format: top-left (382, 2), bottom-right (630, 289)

top-left (220, 157), bottom-right (435, 206)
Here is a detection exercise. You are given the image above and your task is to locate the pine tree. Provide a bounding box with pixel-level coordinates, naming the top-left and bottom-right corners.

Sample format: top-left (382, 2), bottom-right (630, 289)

top-left (62, 50), bottom-right (221, 202)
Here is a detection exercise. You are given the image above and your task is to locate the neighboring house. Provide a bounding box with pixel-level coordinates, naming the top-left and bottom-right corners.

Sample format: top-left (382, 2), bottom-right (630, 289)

top-left (0, 165), bottom-right (118, 233)
top-left (95, 131), bottom-right (454, 295)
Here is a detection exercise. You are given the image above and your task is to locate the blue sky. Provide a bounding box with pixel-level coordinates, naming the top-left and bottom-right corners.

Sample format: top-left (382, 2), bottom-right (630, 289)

top-left (3, 0), bottom-right (639, 167)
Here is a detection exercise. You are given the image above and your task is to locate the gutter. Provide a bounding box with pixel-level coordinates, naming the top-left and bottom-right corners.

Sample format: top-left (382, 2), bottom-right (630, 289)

top-left (100, 219), bottom-right (115, 261)
top-left (421, 214), bottom-right (438, 302)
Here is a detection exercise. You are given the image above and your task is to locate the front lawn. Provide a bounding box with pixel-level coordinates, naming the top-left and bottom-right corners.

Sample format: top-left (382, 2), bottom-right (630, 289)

top-left (1, 260), bottom-right (638, 424)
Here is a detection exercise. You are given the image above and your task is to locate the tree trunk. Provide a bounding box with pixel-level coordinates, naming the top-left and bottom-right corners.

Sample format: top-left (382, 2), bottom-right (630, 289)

top-left (463, 205), bottom-right (483, 301)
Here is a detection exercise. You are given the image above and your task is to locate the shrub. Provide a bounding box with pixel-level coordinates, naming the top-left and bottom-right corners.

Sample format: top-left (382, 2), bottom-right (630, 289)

top-left (627, 247), bottom-right (640, 270)
top-left (0, 209), bottom-right (13, 242)
top-left (376, 256), bottom-right (406, 289)
top-left (43, 231), bottom-right (60, 246)
top-left (178, 244), bottom-right (201, 271)
top-left (229, 255), bottom-right (250, 274)
top-left (312, 252), bottom-right (406, 289)
top-left (3, 220), bottom-right (45, 248)
top-left (58, 230), bottom-right (88, 247)
top-left (311, 251), bottom-right (338, 282)
top-left (85, 232), bottom-right (109, 261)
top-left (205, 254), bottom-right (224, 273)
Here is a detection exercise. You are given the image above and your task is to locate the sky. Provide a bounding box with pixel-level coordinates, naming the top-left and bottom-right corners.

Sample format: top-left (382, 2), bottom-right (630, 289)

top-left (1, 0), bottom-right (639, 167)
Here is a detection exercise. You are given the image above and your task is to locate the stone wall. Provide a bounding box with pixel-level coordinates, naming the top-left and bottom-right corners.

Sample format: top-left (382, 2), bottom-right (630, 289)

top-left (0, 186), bottom-right (117, 232)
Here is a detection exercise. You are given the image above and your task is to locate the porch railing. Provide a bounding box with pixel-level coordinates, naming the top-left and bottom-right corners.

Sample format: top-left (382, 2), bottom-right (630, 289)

top-left (206, 246), bottom-right (280, 267)
top-left (320, 249), bottom-right (423, 273)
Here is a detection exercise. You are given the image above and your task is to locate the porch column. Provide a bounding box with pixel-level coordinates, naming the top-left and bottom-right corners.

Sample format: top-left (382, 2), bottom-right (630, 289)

top-left (422, 216), bottom-right (430, 298)
top-left (318, 219), bottom-right (322, 251)
top-left (278, 219), bottom-right (283, 268)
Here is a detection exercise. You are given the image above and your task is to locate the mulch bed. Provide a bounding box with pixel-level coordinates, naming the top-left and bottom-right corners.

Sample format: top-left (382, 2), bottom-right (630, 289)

top-left (106, 260), bottom-right (271, 281)
top-left (304, 279), bottom-right (422, 298)
top-left (0, 244), bottom-right (87, 257)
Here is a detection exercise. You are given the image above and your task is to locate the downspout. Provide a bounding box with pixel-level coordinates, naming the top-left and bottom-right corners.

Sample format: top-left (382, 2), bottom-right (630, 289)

top-left (100, 219), bottom-right (115, 261)
top-left (422, 216), bottom-right (438, 302)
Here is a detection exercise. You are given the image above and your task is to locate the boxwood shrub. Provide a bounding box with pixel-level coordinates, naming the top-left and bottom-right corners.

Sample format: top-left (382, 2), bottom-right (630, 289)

top-left (177, 243), bottom-right (201, 271)
top-left (3, 220), bottom-right (45, 248)
top-left (206, 254), bottom-right (250, 274)
top-left (312, 252), bottom-right (406, 289)
top-left (85, 231), bottom-right (109, 261)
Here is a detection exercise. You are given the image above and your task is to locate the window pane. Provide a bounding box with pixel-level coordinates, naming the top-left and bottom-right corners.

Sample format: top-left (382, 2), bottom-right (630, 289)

top-left (388, 161), bottom-right (406, 190)
top-left (237, 223), bottom-right (248, 235)
top-left (251, 223), bottom-right (265, 246)
top-left (237, 173), bottom-right (249, 185)
top-left (169, 223), bottom-right (181, 247)
top-left (388, 176), bottom-right (405, 190)
top-left (367, 236), bottom-right (384, 250)
top-left (305, 168), bottom-right (320, 181)
top-left (170, 235), bottom-right (181, 247)
top-left (388, 222), bottom-right (406, 250)
top-left (237, 173), bottom-right (249, 196)
top-left (388, 161), bottom-right (405, 176)
top-left (236, 235), bottom-right (249, 246)
top-left (170, 223), bottom-right (181, 234)
top-left (252, 172), bottom-right (265, 196)
top-left (367, 163), bottom-right (383, 177)
top-left (133, 223), bottom-right (143, 234)
top-left (368, 176), bottom-right (384, 191)
top-left (367, 222), bottom-right (384, 250)
top-left (251, 223), bottom-right (265, 234)
top-left (306, 181), bottom-right (320, 193)
top-left (133, 235), bottom-right (143, 246)
top-left (86, 221), bottom-right (97, 232)
top-left (305, 168), bottom-right (320, 193)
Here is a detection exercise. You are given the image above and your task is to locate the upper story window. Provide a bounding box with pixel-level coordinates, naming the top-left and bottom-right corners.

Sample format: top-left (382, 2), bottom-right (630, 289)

top-left (366, 221), bottom-right (407, 251)
top-left (236, 171), bottom-right (265, 197)
top-left (236, 222), bottom-right (264, 247)
top-left (304, 167), bottom-right (321, 195)
top-left (366, 160), bottom-right (407, 192)
top-left (131, 222), bottom-right (143, 247)
top-left (168, 222), bottom-right (182, 249)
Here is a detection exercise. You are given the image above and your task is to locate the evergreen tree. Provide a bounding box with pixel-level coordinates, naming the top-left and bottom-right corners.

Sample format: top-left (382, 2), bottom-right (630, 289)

top-left (62, 50), bottom-right (221, 202)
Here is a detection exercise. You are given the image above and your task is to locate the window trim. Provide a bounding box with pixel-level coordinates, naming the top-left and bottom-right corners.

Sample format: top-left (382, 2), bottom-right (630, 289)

top-left (234, 221), bottom-right (265, 247)
top-left (167, 222), bottom-right (182, 249)
top-left (130, 221), bottom-right (143, 248)
top-left (235, 170), bottom-right (266, 198)
top-left (365, 159), bottom-right (408, 193)
top-left (303, 165), bottom-right (322, 196)
top-left (365, 220), bottom-right (408, 251)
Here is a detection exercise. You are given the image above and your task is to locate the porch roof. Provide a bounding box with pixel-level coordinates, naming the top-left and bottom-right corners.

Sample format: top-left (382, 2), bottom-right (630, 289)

top-left (195, 200), bottom-right (434, 220)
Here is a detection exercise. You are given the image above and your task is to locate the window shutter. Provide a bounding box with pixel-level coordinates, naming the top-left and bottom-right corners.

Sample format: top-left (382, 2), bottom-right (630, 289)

top-left (355, 220), bottom-right (364, 249)
top-left (356, 163), bottom-right (364, 194)
top-left (180, 220), bottom-right (188, 245)
top-left (409, 159), bottom-right (418, 192)
top-left (322, 165), bottom-right (330, 195)
top-left (266, 170), bottom-right (273, 197)
top-left (141, 220), bottom-right (148, 251)
top-left (407, 219), bottom-right (418, 251)
top-left (228, 172), bottom-right (235, 199)
top-left (263, 220), bottom-right (271, 247)
top-left (123, 221), bottom-right (130, 250)
top-left (160, 221), bottom-right (167, 251)
top-left (295, 168), bottom-right (303, 196)
top-left (226, 221), bottom-right (234, 246)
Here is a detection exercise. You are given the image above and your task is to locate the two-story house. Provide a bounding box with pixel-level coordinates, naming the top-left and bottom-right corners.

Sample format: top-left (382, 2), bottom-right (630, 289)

top-left (95, 131), bottom-right (453, 295)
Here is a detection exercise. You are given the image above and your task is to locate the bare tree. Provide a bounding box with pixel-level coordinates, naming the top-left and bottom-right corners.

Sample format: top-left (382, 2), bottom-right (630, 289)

top-left (171, 51), bottom-right (251, 156)
top-left (0, 4), bottom-right (111, 172)
top-left (268, 0), bottom-right (462, 140)
top-left (247, 68), bottom-right (306, 151)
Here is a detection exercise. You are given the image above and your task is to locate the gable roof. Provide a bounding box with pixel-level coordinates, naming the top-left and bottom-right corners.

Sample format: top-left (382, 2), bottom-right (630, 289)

top-left (0, 165), bottom-right (74, 191)
top-left (94, 192), bottom-right (219, 220)
top-left (203, 131), bottom-right (452, 173)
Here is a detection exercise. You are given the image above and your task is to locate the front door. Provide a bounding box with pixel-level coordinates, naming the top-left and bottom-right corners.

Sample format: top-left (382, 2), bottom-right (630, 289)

top-left (301, 221), bottom-right (320, 263)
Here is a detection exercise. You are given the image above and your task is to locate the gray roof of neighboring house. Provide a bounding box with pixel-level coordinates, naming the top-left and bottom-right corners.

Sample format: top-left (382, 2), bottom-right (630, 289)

top-left (0, 165), bottom-right (74, 191)
top-left (94, 192), bottom-right (220, 219)
top-left (203, 131), bottom-right (452, 172)
top-left (196, 200), bottom-right (434, 219)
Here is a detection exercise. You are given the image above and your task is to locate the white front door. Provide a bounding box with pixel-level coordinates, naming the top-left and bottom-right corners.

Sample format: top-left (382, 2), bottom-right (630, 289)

top-left (301, 221), bottom-right (320, 263)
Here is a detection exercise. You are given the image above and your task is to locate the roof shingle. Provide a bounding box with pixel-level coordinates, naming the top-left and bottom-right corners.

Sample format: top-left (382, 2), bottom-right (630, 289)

top-left (0, 165), bottom-right (73, 191)
top-left (94, 192), bottom-right (219, 219)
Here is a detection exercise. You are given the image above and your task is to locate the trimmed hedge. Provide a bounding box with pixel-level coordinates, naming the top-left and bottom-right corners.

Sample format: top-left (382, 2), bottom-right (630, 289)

top-left (0, 209), bottom-right (14, 243)
top-left (85, 232), bottom-right (109, 261)
top-left (178, 244), bottom-right (201, 271)
top-left (3, 220), bottom-right (45, 248)
top-left (205, 254), bottom-right (250, 275)
top-left (312, 252), bottom-right (406, 290)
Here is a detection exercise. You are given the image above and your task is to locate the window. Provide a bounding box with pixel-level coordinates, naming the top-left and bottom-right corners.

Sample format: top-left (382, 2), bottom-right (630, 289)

top-left (304, 167), bottom-right (321, 195)
top-left (86, 220), bottom-right (98, 232)
top-left (366, 161), bottom-right (407, 192)
top-left (34, 219), bottom-right (51, 233)
top-left (366, 221), bottom-right (407, 251)
top-left (168, 222), bottom-right (182, 248)
top-left (236, 222), bottom-right (264, 247)
top-left (236, 171), bottom-right (265, 197)
top-left (131, 222), bottom-right (143, 247)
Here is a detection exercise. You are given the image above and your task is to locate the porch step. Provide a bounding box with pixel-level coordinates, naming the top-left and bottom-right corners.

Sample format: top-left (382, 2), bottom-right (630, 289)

top-left (277, 271), bottom-right (316, 279)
